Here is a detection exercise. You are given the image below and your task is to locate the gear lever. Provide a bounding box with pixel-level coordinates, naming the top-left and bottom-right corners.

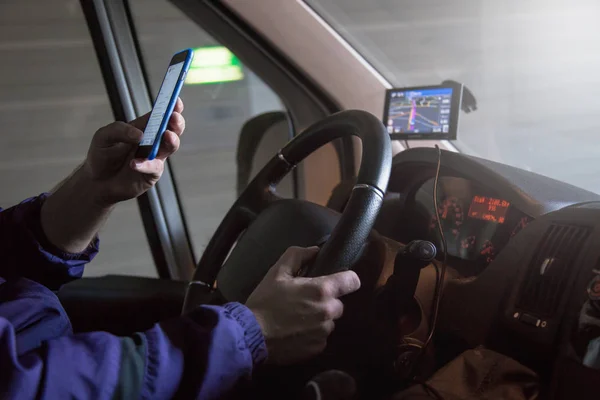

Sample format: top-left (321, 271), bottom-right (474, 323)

top-left (379, 240), bottom-right (437, 320)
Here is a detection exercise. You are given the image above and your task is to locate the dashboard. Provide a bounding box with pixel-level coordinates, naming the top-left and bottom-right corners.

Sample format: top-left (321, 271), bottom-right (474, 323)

top-left (370, 148), bottom-right (600, 278)
top-left (367, 147), bottom-right (600, 398)
top-left (410, 176), bottom-right (533, 276)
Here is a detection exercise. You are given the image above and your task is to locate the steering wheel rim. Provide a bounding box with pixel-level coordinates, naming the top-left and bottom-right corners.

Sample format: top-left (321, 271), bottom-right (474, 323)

top-left (185, 110), bottom-right (391, 308)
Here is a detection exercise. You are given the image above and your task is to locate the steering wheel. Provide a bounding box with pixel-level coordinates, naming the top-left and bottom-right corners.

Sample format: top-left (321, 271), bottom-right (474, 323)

top-left (182, 110), bottom-right (392, 395)
top-left (184, 109), bottom-right (391, 303)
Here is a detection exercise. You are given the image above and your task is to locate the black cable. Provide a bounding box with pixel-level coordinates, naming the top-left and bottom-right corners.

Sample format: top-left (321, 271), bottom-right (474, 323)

top-left (410, 145), bottom-right (448, 381)
top-left (426, 145), bottom-right (448, 347)
top-left (404, 140), bottom-right (411, 149)
top-left (431, 261), bottom-right (441, 311)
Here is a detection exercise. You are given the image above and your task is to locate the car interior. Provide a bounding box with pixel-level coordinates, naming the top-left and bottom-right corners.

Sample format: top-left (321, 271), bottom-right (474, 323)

top-left (4, 0), bottom-right (600, 399)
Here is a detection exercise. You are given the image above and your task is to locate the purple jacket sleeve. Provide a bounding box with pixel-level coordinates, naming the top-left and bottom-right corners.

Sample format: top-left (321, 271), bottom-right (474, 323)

top-left (0, 301), bottom-right (267, 399)
top-left (0, 195), bottom-right (268, 398)
top-left (0, 194), bottom-right (98, 290)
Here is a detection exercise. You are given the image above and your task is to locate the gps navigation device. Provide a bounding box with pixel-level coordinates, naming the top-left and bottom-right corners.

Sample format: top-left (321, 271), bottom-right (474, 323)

top-left (383, 83), bottom-right (462, 140)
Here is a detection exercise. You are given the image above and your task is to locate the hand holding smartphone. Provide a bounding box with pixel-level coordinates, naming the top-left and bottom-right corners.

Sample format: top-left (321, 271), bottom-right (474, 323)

top-left (135, 48), bottom-right (194, 160)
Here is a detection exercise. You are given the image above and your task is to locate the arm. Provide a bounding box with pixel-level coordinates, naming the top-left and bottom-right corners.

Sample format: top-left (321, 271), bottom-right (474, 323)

top-left (0, 195), bottom-right (98, 290)
top-left (0, 100), bottom-right (185, 286)
top-left (40, 164), bottom-right (113, 254)
top-left (36, 98), bottom-right (186, 255)
top-left (0, 244), bottom-right (359, 398)
top-left (0, 302), bottom-right (266, 400)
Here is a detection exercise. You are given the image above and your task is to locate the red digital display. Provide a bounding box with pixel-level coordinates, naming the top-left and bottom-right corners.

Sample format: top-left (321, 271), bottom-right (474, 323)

top-left (468, 196), bottom-right (510, 224)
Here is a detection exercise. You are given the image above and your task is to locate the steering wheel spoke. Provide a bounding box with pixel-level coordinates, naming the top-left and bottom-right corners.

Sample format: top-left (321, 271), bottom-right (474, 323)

top-left (238, 185), bottom-right (284, 219)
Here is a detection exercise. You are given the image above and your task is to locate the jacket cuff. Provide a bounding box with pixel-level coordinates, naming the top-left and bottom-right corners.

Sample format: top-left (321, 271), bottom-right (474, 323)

top-left (223, 302), bottom-right (268, 366)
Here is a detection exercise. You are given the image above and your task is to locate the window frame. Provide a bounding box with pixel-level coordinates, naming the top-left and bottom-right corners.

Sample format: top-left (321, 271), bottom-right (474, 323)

top-left (80, 0), bottom-right (196, 280)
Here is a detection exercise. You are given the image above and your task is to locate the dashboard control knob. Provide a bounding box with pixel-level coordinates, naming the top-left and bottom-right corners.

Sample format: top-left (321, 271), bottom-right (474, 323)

top-left (402, 240), bottom-right (437, 263)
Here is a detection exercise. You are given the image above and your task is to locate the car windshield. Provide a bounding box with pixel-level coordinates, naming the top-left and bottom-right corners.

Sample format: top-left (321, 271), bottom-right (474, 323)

top-left (305, 0), bottom-right (600, 195)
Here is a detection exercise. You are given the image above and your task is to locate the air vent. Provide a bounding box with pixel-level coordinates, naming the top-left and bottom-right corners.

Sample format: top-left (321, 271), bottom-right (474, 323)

top-left (516, 224), bottom-right (591, 318)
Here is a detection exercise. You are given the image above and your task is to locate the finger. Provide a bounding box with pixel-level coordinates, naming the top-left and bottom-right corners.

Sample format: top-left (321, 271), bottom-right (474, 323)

top-left (321, 320), bottom-right (335, 336)
top-left (173, 96), bottom-right (184, 113)
top-left (276, 246), bottom-right (320, 277)
top-left (129, 97), bottom-right (184, 131)
top-left (305, 321), bottom-right (335, 340)
top-left (298, 322), bottom-right (334, 349)
top-left (94, 122), bottom-right (142, 147)
top-left (315, 298), bottom-right (344, 321)
top-left (312, 270), bottom-right (361, 299)
top-left (155, 130), bottom-right (181, 161)
top-left (167, 112), bottom-right (185, 136)
top-left (304, 340), bottom-right (328, 360)
top-left (129, 113), bottom-right (150, 131)
top-left (276, 246), bottom-right (319, 276)
top-left (130, 158), bottom-right (164, 176)
top-left (129, 111), bottom-right (184, 136)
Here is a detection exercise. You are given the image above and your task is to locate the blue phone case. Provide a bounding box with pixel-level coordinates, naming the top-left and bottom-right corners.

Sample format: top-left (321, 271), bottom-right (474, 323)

top-left (147, 48), bottom-right (194, 160)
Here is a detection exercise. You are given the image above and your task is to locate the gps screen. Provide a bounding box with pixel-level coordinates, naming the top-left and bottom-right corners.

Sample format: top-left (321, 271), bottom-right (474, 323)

top-left (383, 85), bottom-right (461, 140)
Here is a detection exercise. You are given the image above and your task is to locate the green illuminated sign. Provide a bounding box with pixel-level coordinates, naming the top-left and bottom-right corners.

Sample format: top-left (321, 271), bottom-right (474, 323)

top-left (185, 46), bottom-right (244, 85)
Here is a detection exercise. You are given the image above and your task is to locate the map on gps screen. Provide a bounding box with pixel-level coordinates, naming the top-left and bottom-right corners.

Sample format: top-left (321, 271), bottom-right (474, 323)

top-left (385, 87), bottom-right (453, 135)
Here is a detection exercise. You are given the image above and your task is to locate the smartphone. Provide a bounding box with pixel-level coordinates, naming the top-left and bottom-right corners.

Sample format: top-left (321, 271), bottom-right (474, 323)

top-left (136, 48), bottom-right (194, 160)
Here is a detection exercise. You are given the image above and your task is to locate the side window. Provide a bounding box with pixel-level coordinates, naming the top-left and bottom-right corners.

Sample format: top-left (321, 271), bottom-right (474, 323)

top-left (129, 0), bottom-right (291, 258)
top-left (0, 1), bottom-right (156, 277)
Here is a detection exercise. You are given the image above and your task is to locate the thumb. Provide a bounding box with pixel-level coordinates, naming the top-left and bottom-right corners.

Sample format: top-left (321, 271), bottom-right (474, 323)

top-left (275, 246), bottom-right (319, 277)
top-left (129, 113), bottom-right (150, 131)
top-left (311, 270), bottom-right (361, 298)
top-left (94, 122), bottom-right (142, 147)
top-left (130, 158), bottom-right (164, 176)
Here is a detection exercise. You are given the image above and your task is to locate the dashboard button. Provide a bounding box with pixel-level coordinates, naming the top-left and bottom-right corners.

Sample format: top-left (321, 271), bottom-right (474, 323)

top-left (519, 313), bottom-right (541, 327)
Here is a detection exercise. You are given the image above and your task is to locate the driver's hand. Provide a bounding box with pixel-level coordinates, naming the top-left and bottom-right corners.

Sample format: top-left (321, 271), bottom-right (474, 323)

top-left (81, 98), bottom-right (185, 206)
top-left (246, 246), bottom-right (361, 365)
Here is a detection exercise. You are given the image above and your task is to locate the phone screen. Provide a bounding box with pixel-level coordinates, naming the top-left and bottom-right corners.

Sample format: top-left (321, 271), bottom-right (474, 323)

top-left (139, 61), bottom-right (185, 146)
